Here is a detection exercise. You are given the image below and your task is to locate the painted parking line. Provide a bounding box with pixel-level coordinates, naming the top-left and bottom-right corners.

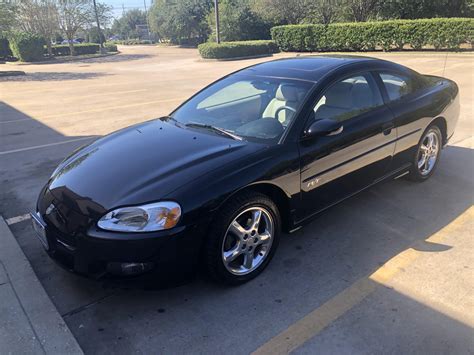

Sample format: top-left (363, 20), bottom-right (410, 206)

top-left (0, 118), bottom-right (31, 124)
top-left (252, 207), bottom-right (473, 355)
top-left (0, 137), bottom-right (94, 156)
top-left (5, 214), bottom-right (31, 225)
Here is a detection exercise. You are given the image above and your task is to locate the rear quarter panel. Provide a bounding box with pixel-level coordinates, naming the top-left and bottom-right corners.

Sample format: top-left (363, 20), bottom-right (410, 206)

top-left (389, 77), bottom-right (459, 169)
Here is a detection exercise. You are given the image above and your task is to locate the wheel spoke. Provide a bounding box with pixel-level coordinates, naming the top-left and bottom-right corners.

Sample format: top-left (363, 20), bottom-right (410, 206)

top-left (258, 231), bottom-right (271, 245)
top-left (223, 244), bottom-right (242, 264)
top-left (250, 210), bottom-right (262, 230)
top-left (229, 220), bottom-right (247, 238)
top-left (418, 154), bottom-right (426, 169)
top-left (427, 134), bottom-right (434, 148)
top-left (243, 252), bottom-right (254, 269)
top-left (424, 156), bottom-right (430, 170)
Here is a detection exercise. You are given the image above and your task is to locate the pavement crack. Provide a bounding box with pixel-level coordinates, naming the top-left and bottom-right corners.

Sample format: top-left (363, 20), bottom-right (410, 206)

top-left (61, 292), bottom-right (119, 318)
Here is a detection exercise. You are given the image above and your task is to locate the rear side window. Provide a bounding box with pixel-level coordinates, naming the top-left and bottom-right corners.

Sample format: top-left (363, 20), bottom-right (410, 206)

top-left (379, 73), bottom-right (417, 101)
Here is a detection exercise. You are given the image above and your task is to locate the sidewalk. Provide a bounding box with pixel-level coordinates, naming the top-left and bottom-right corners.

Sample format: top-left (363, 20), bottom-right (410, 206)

top-left (0, 216), bottom-right (83, 354)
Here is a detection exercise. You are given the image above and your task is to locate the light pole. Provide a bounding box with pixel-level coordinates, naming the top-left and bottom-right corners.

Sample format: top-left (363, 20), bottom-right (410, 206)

top-left (214, 0), bottom-right (220, 44)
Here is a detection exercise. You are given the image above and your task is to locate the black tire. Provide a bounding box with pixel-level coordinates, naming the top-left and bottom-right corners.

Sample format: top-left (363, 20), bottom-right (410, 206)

top-left (407, 124), bottom-right (443, 182)
top-left (205, 191), bottom-right (281, 285)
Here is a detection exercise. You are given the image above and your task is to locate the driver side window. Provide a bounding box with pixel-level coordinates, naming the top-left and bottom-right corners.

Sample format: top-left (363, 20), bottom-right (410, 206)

top-left (313, 74), bottom-right (383, 123)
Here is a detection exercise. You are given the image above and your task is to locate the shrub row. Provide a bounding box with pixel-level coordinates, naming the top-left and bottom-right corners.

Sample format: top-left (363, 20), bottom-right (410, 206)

top-left (49, 43), bottom-right (100, 56)
top-left (198, 40), bottom-right (279, 59)
top-left (112, 39), bottom-right (155, 45)
top-left (103, 42), bottom-right (118, 52)
top-left (0, 32), bottom-right (12, 59)
top-left (271, 18), bottom-right (474, 52)
top-left (8, 32), bottom-right (45, 62)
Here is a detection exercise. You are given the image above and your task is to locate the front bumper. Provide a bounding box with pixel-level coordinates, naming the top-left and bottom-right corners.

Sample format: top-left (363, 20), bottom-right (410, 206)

top-left (32, 211), bottom-right (203, 280)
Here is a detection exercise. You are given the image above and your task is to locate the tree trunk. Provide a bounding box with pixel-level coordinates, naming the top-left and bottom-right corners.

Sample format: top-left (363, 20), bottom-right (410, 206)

top-left (68, 40), bottom-right (75, 56)
top-left (46, 40), bottom-right (52, 57)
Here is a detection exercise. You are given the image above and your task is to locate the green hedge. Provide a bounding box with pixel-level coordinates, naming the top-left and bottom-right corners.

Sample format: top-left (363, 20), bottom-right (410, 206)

top-left (198, 40), bottom-right (279, 59)
top-left (49, 43), bottom-right (100, 56)
top-left (0, 32), bottom-right (12, 58)
top-left (112, 39), bottom-right (154, 45)
top-left (271, 18), bottom-right (474, 52)
top-left (104, 42), bottom-right (118, 52)
top-left (8, 32), bottom-right (45, 62)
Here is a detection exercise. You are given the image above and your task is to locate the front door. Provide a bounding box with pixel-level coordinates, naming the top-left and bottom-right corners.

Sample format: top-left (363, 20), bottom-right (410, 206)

top-left (297, 72), bottom-right (396, 222)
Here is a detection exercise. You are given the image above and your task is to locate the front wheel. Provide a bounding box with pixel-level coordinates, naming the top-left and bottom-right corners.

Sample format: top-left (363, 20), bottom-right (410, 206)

top-left (408, 125), bottom-right (442, 182)
top-left (205, 192), bottom-right (280, 285)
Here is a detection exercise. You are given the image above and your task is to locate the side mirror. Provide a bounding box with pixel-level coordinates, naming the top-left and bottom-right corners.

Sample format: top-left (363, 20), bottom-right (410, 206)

top-left (304, 118), bottom-right (343, 139)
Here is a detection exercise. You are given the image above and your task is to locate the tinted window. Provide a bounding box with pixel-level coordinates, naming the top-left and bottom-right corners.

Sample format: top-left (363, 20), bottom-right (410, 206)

top-left (172, 75), bottom-right (312, 142)
top-left (313, 74), bottom-right (383, 123)
top-left (380, 73), bottom-right (416, 101)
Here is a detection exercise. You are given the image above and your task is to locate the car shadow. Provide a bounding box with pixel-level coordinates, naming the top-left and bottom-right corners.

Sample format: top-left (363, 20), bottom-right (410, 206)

top-left (1, 101), bottom-right (472, 353)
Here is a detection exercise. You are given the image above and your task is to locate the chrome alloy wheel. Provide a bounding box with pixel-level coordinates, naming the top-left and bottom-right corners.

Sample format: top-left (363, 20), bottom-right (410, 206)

top-left (221, 207), bottom-right (274, 275)
top-left (417, 130), bottom-right (440, 176)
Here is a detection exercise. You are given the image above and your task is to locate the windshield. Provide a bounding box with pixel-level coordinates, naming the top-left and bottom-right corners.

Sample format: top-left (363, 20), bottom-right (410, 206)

top-left (171, 74), bottom-right (313, 142)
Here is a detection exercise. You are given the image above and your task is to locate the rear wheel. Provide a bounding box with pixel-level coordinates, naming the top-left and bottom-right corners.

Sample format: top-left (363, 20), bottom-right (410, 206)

top-left (408, 125), bottom-right (442, 182)
top-left (205, 191), bottom-right (280, 285)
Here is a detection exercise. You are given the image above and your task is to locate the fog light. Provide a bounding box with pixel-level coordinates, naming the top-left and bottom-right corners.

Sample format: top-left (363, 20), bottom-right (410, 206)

top-left (107, 262), bottom-right (154, 276)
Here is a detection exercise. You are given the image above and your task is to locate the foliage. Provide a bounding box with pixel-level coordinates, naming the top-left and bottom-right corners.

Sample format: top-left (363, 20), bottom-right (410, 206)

top-left (303, 0), bottom-right (342, 24)
top-left (87, 27), bottom-right (106, 44)
top-left (16, 0), bottom-right (59, 56)
top-left (8, 32), bottom-right (45, 61)
top-left (378, 0), bottom-right (473, 19)
top-left (103, 42), bottom-right (117, 52)
top-left (111, 9), bottom-right (147, 40)
top-left (0, 32), bottom-right (12, 58)
top-left (271, 18), bottom-right (474, 52)
top-left (0, 3), bottom-right (18, 31)
top-left (48, 43), bottom-right (99, 56)
top-left (346, 0), bottom-right (379, 22)
top-left (112, 39), bottom-right (155, 45)
top-left (149, 0), bottom-right (212, 45)
top-left (198, 40), bottom-right (279, 59)
top-left (208, 0), bottom-right (271, 41)
top-left (252, 0), bottom-right (307, 25)
top-left (57, 0), bottom-right (91, 55)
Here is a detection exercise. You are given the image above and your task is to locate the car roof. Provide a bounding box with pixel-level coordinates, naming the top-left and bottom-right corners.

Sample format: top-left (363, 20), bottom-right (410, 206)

top-left (237, 55), bottom-right (385, 82)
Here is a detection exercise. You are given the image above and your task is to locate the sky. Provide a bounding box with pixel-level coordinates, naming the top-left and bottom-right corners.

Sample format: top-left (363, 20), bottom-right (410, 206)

top-left (103, 0), bottom-right (153, 20)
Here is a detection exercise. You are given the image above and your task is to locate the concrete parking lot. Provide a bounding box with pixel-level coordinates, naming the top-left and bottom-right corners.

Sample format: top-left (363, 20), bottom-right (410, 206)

top-left (1, 46), bottom-right (473, 354)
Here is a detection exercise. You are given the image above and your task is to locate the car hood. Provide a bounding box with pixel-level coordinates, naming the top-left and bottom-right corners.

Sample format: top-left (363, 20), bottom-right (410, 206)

top-left (47, 119), bottom-right (263, 215)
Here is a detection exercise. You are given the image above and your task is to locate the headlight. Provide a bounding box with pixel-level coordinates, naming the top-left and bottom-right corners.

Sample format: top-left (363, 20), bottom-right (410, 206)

top-left (97, 201), bottom-right (181, 232)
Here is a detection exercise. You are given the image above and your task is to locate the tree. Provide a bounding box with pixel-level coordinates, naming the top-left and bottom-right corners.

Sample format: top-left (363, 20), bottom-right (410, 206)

top-left (90, 0), bottom-right (112, 48)
top-left (305, 0), bottom-right (343, 24)
top-left (252, 0), bottom-right (307, 25)
top-left (111, 9), bottom-right (147, 39)
top-left (57, 0), bottom-right (90, 55)
top-left (208, 0), bottom-right (270, 41)
top-left (17, 0), bottom-right (59, 55)
top-left (149, 0), bottom-right (212, 44)
top-left (0, 3), bottom-right (19, 31)
top-left (345, 0), bottom-right (379, 21)
top-left (378, 0), bottom-right (473, 19)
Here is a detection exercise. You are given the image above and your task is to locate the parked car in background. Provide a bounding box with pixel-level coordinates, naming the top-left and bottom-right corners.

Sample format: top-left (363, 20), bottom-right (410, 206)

top-left (31, 56), bottom-right (459, 285)
top-left (61, 39), bottom-right (80, 45)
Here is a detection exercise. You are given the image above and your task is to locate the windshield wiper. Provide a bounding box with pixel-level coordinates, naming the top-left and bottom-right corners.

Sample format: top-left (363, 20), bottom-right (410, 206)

top-left (185, 122), bottom-right (242, 141)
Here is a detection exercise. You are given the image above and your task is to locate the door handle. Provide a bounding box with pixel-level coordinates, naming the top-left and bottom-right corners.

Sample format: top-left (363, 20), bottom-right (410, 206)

top-left (381, 123), bottom-right (394, 135)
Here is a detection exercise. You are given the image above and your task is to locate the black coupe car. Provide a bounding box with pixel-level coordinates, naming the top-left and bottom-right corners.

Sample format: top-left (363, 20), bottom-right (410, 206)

top-left (32, 56), bottom-right (459, 284)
